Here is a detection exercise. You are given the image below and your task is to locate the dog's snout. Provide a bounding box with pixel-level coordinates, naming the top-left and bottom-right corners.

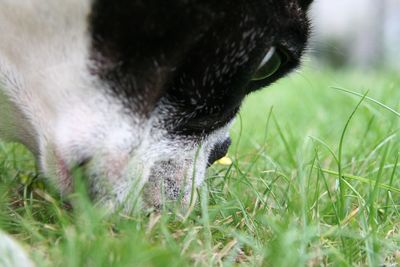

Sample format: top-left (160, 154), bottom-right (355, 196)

top-left (207, 137), bottom-right (231, 166)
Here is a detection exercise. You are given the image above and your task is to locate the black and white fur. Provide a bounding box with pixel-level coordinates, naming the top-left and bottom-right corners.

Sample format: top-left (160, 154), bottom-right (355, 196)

top-left (0, 0), bottom-right (313, 211)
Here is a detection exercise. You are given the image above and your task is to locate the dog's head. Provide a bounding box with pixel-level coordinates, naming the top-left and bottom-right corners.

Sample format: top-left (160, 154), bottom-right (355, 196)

top-left (39, 0), bottom-right (313, 210)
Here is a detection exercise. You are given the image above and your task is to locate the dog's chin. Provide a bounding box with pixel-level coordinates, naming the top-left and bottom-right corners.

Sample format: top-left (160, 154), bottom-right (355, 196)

top-left (40, 145), bottom-right (206, 213)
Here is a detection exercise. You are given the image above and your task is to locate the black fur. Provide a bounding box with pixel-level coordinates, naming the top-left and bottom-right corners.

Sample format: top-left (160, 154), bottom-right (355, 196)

top-left (299, 0), bottom-right (313, 9)
top-left (89, 0), bottom-right (312, 141)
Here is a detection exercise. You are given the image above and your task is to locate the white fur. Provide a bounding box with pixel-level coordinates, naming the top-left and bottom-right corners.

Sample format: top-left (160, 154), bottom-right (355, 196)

top-left (0, 231), bottom-right (35, 267)
top-left (0, 0), bottom-right (231, 210)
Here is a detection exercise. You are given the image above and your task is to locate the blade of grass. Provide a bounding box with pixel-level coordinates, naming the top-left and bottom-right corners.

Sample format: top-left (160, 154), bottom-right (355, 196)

top-left (332, 86), bottom-right (400, 117)
top-left (318, 168), bottom-right (400, 194)
top-left (337, 91), bottom-right (368, 219)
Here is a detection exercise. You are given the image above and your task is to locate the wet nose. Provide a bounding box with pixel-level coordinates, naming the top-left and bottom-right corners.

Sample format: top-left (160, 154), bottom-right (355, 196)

top-left (207, 137), bottom-right (231, 166)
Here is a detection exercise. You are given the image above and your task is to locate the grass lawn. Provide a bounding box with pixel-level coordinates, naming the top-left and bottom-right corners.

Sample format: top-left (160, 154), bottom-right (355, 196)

top-left (1, 63), bottom-right (400, 266)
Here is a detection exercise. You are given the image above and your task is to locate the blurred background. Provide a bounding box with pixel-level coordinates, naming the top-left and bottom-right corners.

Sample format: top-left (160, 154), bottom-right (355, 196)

top-left (309, 0), bottom-right (400, 70)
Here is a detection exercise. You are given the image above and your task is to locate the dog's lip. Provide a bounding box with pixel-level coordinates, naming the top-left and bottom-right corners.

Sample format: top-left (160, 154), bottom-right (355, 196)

top-left (54, 152), bottom-right (73, 194)
top-left (57, 156), bottom-right (70, 179)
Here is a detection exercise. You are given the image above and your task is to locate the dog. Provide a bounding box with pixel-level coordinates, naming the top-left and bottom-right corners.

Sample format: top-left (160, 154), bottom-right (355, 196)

top-left (0, 0), bottom-right (313, 211)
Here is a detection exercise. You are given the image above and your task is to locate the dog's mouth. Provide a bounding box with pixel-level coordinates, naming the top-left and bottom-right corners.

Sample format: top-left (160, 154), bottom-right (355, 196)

top-left (43, 136), bottom-right (208, 210)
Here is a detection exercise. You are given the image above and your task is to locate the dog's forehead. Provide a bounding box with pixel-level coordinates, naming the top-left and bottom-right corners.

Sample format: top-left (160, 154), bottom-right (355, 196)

top-left (88, 0), bottom-right (309, 136)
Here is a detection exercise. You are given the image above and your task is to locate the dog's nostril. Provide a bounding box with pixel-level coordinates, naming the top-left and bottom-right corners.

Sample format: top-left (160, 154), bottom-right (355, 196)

top-left (207, 137), bottom-right (232, 166)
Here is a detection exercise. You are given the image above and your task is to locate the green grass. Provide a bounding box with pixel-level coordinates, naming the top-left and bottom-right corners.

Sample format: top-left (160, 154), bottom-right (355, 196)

top-left (1, 64), bottom-right (400, 266)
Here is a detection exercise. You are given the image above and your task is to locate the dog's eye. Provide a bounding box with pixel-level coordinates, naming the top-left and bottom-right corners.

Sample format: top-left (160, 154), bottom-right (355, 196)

top-left (251, 47), bottom-right (283, 81)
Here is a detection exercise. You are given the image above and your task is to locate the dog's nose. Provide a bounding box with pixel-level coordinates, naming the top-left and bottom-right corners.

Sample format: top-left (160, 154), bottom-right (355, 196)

top-left (207, 137), bottom-right (231, 166)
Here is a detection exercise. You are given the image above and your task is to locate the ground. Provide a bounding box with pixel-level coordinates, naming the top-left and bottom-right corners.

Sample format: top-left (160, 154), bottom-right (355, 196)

top-left (1, 63), bottom-right (400, 266)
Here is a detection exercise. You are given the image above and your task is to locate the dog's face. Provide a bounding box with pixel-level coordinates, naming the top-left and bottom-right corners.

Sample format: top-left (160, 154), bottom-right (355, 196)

top-left (27, 0), bottom-right (313, 210)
